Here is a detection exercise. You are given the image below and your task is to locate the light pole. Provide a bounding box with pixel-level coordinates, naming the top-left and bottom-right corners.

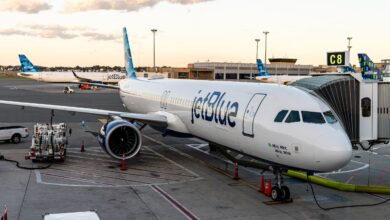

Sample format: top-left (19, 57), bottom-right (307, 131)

top-left (255, 39), bottom-right (260, 60)
top-left (151, 29), bottom-right (157, 71)
top-left (263, 31), bottom-right (269, 64)
top-left (347, 37), bottom-right (352, 65)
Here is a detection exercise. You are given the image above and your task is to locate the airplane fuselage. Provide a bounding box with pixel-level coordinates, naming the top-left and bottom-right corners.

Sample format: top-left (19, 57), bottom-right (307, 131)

top-left (256, 75), bottom-right (311, 84)
top-left (18, 71), bottom-right (126, 83)
top-left (119, 78), bottom-right (352, 172)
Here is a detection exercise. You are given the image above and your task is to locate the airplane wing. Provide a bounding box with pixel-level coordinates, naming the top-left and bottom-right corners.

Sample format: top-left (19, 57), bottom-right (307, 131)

top-left (72, 82), bottom-right (119, 89)
top-left (72, 71), bottom-right (95, 83)
top-left (0, 100), bottom-right (167, 127)
top-left (71, 71), bottom-right (119, 89)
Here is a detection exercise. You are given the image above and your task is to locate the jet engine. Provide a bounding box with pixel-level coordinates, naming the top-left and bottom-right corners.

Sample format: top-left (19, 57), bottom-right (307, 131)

top-left (98, 117), bottom-right (142, 160)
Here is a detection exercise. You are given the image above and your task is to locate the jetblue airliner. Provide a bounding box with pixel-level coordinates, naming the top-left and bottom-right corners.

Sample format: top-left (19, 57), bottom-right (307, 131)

top-left (0, 28), bottom-right (352, 201)
top-left (255, 59), bottom-right (311, 84)
top-left (17, 54), bottom-right (126, 84)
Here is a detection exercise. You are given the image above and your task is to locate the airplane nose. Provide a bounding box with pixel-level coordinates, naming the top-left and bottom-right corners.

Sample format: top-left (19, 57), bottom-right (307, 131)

top-left (314, 132), bottom-right (352, 172)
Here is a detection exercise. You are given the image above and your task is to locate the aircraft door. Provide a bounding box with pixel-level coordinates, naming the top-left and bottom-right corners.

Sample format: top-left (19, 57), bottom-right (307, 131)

top-left (160, 90), bottom-right (170, 110)
top-left (242, 93), bottom-right (266, 137)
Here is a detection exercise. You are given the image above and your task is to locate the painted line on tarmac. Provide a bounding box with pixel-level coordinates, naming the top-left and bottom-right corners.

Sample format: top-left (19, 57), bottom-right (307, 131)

top-left (143, 135), bottom-right (265, 191)
top-left (144, 146), bottom-right (201, 178)
top-left (34, 145), bottom-right (202, 188)
top-left (183, 143), bottom-right (272, 176)
top-left (151, 185), bottom-right (200, 220)
top-left (317, 160), bottom-right (369, 176)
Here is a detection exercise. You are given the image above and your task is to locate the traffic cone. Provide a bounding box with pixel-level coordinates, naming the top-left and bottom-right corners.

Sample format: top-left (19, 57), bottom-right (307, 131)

top-left (233, 161), bottom-right (240, 180)
top-left (80, 140), bottom-right (85, 152)
top-left (3, 206), bottom-right (7, 220)
top-left (259, 175), bottom-right (265, 192)
top-left (264, 179), bottom-right (272, 197)
top-left (121, 157), bottom-right (127, 171)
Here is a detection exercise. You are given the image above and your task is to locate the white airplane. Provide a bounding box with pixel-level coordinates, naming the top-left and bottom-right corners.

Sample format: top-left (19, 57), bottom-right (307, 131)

top-left (17, 54), bottom-right (126, 84)
top-left (0, 28), bottom-right (352, 201)
top-left (255, 59), bottom-right (311, 84)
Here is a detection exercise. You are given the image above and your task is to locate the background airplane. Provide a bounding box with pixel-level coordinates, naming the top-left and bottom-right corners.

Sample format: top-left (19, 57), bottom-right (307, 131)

top-left (255, 59), bottom-right (311, 84)
top-left (358, 53), bottom-right (383, 80)
top-left (17, 54), bottom-right (126, 84)
top-left (0, 28), bottom-right (352, 201)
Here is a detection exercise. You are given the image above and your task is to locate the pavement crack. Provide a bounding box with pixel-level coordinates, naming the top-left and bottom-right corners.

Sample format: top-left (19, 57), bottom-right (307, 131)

top-left (17, 170), bottom-right (32, 220)
top-left (129, 186), bottom-right (160, 220)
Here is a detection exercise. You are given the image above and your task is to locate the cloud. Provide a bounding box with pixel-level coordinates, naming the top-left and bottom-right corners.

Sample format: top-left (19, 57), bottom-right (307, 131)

top-left (0, 0), bottom-right (51, 13)
top-left (64, 0), bottom-right (212, 12)
top-left (0, 25), bottom-right (120, 42)
top-left (82, 32), bottom-right (119, 41)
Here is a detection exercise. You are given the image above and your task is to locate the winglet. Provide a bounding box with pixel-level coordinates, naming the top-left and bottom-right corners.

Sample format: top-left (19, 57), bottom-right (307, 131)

top-left (358, 53), bottom-right (382, 80)
top-left (72, 70), bottom-right (79, 79)
top-left (123, 27), bottom-right (136, 79)
top-left (256, 59), bottom-right (269, 76)
top-left (18, 54), bottom-right (39, 73)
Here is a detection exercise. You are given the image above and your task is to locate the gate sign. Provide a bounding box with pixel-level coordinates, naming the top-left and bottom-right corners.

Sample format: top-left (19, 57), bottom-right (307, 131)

top-left (327, 51), bottom-right (349, 66)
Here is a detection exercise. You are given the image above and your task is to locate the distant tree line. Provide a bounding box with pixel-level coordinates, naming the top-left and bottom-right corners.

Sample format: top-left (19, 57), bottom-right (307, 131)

top-left (0, 65), bottom-right (126, 72)
top-left (0, 65), bottom-right (172, 73)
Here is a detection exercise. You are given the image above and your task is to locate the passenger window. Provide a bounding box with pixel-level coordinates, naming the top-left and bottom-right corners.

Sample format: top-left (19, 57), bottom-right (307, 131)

top-left (285, 111), bottom-right (300, 123)
top-left (274, 110), bottom-right (288, 122)
top-left (302, 111), bottom-right (326, 124)
top-left (323, 111), bottom-right (337, 124)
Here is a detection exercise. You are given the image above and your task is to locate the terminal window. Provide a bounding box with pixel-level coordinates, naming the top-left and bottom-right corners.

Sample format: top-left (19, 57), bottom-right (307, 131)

top-left (239, 74), bottom-right (251, 80)
top-left (215, 73), bottom-right (224, 80)
top-left (225, 74), bottom-right (237, 80)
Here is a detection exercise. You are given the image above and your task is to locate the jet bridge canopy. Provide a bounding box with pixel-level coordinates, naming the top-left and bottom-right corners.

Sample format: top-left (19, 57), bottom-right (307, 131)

top-left (291, 75), bottom-right (360, 142)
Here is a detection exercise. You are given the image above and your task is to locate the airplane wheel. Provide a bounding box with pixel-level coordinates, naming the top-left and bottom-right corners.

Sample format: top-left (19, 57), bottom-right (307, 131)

top-left (271, 186), bottom-right (281, 201)
top-left (281, 186), bottom-right (290, 200)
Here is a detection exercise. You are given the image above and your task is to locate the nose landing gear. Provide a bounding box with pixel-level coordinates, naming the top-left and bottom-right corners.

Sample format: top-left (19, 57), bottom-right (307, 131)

top-left (271, 168), bottom-right (291, 201)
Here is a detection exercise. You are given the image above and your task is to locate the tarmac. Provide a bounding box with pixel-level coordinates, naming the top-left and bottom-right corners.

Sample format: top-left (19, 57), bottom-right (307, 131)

top-left (0, 79), bottom-right (390, 219)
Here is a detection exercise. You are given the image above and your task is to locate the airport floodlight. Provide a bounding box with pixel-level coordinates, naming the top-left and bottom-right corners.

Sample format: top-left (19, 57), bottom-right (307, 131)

top-left (263, 31), bottom-right (270, 64)
top-left (347, 37), bottom-right (352, 51)
top-left (151, 29), bottom-right (158, 70)
top-left (255, 39), bottom-right (260, 60)
top-left (347, 37), bottom-right (352, 65)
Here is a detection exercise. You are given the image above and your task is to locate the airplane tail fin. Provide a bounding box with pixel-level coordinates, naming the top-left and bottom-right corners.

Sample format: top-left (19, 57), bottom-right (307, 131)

top-left (358, 53), bottom-right (382, 80)
top-left (123, 27), bottom-right (136, 79)
top-left (18, 54), bottom-right (39, 72)
top-left (257, 59), bottom-right (269, 76)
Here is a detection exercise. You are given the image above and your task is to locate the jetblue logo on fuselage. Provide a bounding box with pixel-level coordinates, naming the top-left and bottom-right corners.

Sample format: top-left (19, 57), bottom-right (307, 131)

top-left (191, 90), bottom-right (239, 127)
top-left (107, 74), bottom-right (126, 80)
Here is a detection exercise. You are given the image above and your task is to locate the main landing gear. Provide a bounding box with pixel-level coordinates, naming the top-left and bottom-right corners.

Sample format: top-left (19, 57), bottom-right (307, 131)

top-left (270, 168), bottom-right (290, 201)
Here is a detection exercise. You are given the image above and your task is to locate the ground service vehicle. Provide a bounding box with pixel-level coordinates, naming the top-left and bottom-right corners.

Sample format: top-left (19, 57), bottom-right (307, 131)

top-left (64, 86), bottom-right (75, 94)
top-left (0, 126), bottom-right (29, 143)
top-left (25, 123), bottom-right (69, 162)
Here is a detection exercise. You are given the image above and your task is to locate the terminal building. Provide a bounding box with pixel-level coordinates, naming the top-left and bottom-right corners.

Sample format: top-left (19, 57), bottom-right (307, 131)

top-left (138, 58), bottom-right (313, 80)
top-left (190, 58), bottom-right (313, 80)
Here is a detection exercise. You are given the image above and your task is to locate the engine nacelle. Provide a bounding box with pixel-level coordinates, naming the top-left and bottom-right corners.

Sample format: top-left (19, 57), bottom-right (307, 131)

top-left (98, 118), bottom-right (142, 160)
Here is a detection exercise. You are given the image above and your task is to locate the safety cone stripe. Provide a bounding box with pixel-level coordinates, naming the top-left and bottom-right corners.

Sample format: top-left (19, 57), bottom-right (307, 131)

top-left (264, 180), bottom-right (272, 197)
top-left (259, 175), bottom-right (265, 192)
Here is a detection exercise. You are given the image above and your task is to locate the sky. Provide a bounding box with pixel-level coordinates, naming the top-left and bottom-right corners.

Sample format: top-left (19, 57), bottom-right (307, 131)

top-left (0, 0), bottom-right (389, 67)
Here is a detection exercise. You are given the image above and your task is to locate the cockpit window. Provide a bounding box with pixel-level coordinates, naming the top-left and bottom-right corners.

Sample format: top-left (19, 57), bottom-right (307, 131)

top-left (285, 110), bottom-right (300, 123)
top-left (302, 111), bottom-right (326, 124)
top-left (274, 110), bottom-right (288, 122)
top-left (323, 111), bottom-right (337, 124)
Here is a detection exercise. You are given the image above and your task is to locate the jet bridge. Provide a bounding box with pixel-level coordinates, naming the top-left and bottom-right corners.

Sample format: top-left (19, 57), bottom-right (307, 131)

top-left (291, 74), bottom-right (388, 146)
